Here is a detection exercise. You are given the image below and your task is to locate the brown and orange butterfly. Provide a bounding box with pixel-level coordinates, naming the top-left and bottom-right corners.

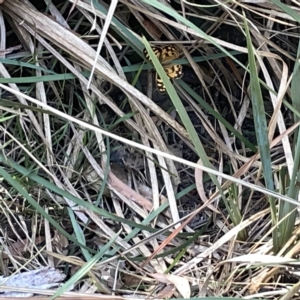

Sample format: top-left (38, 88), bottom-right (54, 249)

top-left (143, 45), bottom-right (183, 92)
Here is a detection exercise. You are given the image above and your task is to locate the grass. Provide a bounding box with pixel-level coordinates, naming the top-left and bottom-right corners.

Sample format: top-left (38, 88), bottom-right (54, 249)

top-left (0, 0), bottom-right (299, 299)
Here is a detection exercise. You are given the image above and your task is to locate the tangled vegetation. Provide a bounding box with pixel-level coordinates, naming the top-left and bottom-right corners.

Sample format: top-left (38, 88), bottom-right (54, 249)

top-left (0, 0), bottom-right (299, 299)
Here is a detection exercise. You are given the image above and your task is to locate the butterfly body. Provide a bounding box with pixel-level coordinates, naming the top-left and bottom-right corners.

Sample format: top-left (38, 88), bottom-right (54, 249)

top-left (143, 45), bottom-right (183, 92)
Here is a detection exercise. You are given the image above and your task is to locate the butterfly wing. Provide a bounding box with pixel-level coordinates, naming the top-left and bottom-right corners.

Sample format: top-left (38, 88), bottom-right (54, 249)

top-left (143, 46), bottom-right (162, 62)
top-left (164, 64), bottom-right (183, 79)
top-left (160, 46), bottom-right (180, 64)
top-left (144, 45), bottom-right (183, 93)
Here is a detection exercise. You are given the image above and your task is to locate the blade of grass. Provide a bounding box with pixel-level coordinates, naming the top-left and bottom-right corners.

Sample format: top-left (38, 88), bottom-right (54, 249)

top-left (89, 0), bottom-right (144, 52)
top-left (143, 37), bottom-right (247, 239)
top-left (0, 52), bottom-right (242, 75)
top-left (0, 57), bottom-right (56, 73)
top-left (0, 72), bottom-right (90, 84)
top-left (269, 0), bottom-right (300, 23)
top-left (50, 230), bottom-right (121, 299)
top-left (243, 14), bottom-right (277, 251)
top-left (278, 36), bottom-right (300, 249)
top-left (123, 50), bottom-right (242, 73)
top-left (143, 37), bottom-right (212, 168)
top-left (178, 79), bottom-right (257, 152)
top-left (68, 208), bottom-right (92, 261)
top-left (87, 0), bottom-right (118, 88)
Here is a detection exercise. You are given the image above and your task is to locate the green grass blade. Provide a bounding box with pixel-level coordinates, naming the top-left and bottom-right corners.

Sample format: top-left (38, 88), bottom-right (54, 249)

top-left (68, 208), bottom-right (92, 261)
top-left (50, 231), bottom-right (120, 299)
top-left (269, 0), bottom-right (300, 22)
top-left (0, 72), bottom-right (90, 84)
top-left (143, 37), bottom-right (246, 238)
top-left (278, 37), bottom-right (300, 248)
top-left (0, 57), bottom-right (56, 74)
top-left (178, 80), bottom-right (257, 152)
top-left (243, 14), bottom-right (277, 250)
top-left (123, 51), bottom-right (242, 73)
top-left (143, 37), bottom-right (213, 168)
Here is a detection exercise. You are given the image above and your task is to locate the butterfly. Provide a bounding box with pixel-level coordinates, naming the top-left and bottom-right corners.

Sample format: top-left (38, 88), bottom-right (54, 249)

top-left (143, 45), bottom-right (183, 92)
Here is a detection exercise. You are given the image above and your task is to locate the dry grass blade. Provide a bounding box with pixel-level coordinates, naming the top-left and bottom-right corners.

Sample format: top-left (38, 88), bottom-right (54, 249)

top-left (87, 0), bottom-right (119, 88)
top-left (0, 0), bottom-right (299, 298)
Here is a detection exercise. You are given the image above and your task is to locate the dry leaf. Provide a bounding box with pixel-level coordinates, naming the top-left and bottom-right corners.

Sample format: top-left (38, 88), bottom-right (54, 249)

top-left (122, 273), bottom-right (142, 288)
top-left (150, 273), bottom-right (190, 298)
top-left (165, 274), bottom-right (191, 298)
top-left (53, 230), bottom-right (69, 255)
